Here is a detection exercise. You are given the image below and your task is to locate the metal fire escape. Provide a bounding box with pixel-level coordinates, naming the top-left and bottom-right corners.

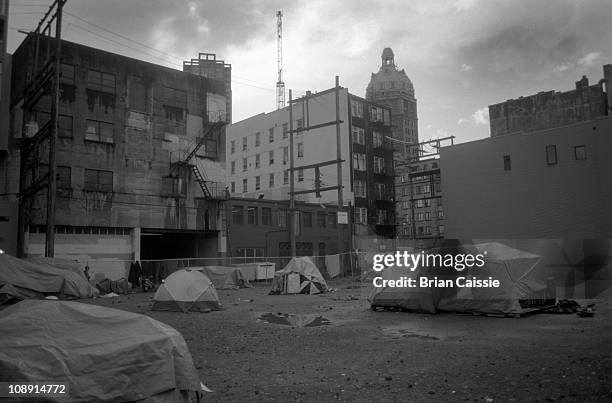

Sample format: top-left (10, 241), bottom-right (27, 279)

top-left (170, 120), bottom-right (227, 200)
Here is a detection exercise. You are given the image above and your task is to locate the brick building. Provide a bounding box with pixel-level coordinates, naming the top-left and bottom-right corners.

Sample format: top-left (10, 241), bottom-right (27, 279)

top-left (0, 0), bottom-right (13, 253)
top-left (2, 36), bottom-right (228, 278)
top-left (489, 64), bottom-right (612, 137)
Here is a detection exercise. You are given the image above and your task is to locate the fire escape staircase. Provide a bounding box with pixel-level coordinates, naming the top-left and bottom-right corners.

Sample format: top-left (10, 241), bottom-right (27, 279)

top-left (170, 121), bottom-right (227, 201)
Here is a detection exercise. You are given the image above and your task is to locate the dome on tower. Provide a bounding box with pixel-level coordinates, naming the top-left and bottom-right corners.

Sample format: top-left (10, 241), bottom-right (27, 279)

top-left (366, 47), bottom-right (415, 99)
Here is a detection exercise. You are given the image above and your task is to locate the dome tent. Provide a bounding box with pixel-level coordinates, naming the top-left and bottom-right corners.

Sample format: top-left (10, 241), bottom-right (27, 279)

top-left (152, 269), bottom-right (221, 312)
top-left (270, 257), bottom-right (328, 295)
top-left (0, 300), bottom-right (205, 402)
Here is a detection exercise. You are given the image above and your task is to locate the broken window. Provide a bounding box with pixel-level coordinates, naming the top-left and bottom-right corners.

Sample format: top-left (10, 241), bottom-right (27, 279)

top-left (87, 70), bottom-right (115, 94)
top-left (85, 120), bottom-right (114, 143)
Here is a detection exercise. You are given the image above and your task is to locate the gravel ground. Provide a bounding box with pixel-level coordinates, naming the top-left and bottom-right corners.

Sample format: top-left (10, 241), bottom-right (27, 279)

top-left (85, 280), bottom-right (612, 403)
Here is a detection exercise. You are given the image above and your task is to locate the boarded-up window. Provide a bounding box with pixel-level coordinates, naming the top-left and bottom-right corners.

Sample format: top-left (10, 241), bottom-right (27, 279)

top-left (85, 120), bottom-right (114, 143)
top-left (84, 169), bottom-right (113, 192)
top-left (163, 87), bottom-right (187, 108)
top-left (87, 70), bottom-right (115, 93)
top-left (128, 76), bottom-right (147, 112)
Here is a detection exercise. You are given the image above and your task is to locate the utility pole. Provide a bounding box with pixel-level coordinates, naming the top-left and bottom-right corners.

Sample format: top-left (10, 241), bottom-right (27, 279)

top-left (16, 0), bottom-right (66, 258)
top-left (288, 89), bottom-right (296, 257)
top-left (45, 0), bottom-right (63, 257)
top-left (334, 76), bottom-right (344, 261)
top-left (275, 11), bottom-right (285, 109)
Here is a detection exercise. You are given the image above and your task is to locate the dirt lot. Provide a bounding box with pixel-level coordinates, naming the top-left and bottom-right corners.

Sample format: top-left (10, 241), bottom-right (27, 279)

top-left (85, 280), bottom-right (612, 402)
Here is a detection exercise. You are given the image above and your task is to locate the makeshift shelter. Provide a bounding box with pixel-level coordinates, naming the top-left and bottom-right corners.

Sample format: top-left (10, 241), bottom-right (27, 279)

top-left (192, 266), bottom-right (251, 289)
top-left (0, 253), bottom-right (95, 304)
top-left (369, 242), bottom-right (548, 315)
top-left (152, 269), bottom-right (221, 312)
top-left (0, 300), bottom-right (205, 402)
top-left (270, 257), bottom-right (328, 295)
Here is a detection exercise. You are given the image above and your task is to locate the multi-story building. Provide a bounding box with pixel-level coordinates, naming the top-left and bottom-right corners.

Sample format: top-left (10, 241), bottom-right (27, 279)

top-left (396, 159), bottom-right (444, 241)
top-left (226, 86), bottom-right (395, 241)
top-left (2, 36), bottom-right (228, 278)
top-left (227, 197), bottom-right (346, 266)
top-left (440, 116), bottom-right (612, 239)
top-left (489, 64), bottom-right (612, 137)
top-left (366, 47), bottom-right (426, 240)
top-left (183, 53), bottom-right (232, 123)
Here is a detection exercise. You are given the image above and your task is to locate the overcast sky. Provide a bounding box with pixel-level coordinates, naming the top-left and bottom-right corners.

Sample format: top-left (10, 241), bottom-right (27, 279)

top-left (7, 0), bottom-right (612, 144)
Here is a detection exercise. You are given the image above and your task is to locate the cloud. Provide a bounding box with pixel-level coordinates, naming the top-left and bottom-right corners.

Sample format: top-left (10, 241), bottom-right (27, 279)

top-left (578, 51), bottom-right (601, 66)
top-left (553, 63), bottom-right (572, 73)
top-left (461, 63), bottom-right (473, 72)
top-left (471, 107), bottom-right (489, 126)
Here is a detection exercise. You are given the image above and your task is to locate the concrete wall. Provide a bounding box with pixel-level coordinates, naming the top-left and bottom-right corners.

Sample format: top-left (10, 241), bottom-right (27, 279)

top-left (440, 116), bottom-right (612, 239)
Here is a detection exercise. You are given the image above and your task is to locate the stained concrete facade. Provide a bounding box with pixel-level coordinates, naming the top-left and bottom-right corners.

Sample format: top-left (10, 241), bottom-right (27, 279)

top-left (440, 116), bottom-right (612, 239)
top-left (489, 65), bottom-right (612, 137)
top-left (2, 36), bottom-right (228, 278)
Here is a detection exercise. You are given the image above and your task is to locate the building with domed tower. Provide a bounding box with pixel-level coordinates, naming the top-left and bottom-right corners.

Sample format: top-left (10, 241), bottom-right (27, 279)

top-left (367, 48), bottom-right (445, 243)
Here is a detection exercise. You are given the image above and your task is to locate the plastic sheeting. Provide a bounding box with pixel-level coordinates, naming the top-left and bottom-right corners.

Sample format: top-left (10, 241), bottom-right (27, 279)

top-left (0, 300), bottom-right (202, 402)
top-left (192, 266), bottom-right (252, 289)
top-left (0, 253), bottom-right (95, 300)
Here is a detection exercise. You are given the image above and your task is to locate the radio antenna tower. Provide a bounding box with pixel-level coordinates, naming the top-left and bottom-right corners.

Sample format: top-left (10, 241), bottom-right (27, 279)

top-left (276, 11), bottom-right (285, 109)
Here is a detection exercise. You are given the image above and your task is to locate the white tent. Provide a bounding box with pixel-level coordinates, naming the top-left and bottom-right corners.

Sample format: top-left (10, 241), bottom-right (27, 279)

top-left (270, 257), bottom-right (328, 295)
top-left (152, 269), bottom-right (221, 312)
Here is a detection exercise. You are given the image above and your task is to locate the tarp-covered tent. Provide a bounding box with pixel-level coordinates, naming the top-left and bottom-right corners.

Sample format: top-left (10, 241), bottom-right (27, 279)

top-left (152, 269), bottom-right (221, 312)
top-left (370, 242), bottom-right (547, 315)
top-left (0, 253), bottom-right (96, 303)
top-left (0, 300), bottom-right (204, 402)
top-left (270, 257), bottom-right (328, 295)
top-left (26, 256), bottom-right (85, 276)
top-left (192, 266), bottom-right (251, 289)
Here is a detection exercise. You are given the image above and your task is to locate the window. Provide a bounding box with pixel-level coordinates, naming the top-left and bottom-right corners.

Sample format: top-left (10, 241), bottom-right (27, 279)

top-left (247, 206), bottom-right (258, 225)
top-left (352, 127), bottom-right (365, 145)
top-left (255, 154), bottom-right (260, 169)
top-left (87, 70), bottom-right (116, 94)
top-left (574, 145), bottom-right (586, 160)
top-left (437, 207), bottom-right (444, 219)
top-left (269, 173), bottom-right (275, 188)
top-left (164, 105), bottom-right (183, 122)
top-left (546, 145), bottom-right (557, 165)
top-left (242, 178), bottom-right (248, 193)
top-left (232, 205), bottom-right (244, 225)
top-left (417, 212), bottom-right (424, 222)
top-left (351, 100), bottom-right (364, 118)
top-left (283, 170), bottom-right (289, 185)
top-left (374, 156), bottom-right (384, 174)
top-left (353, 153), bottom-right (366, 171)
top-left (255, 175), bottom-right (261, 190)
top-left (283, 147), bottom-right (289, 164)
top-left (327, 213), bottom-right (337, 228)
top-left (354, 180), bottom-right (366, 198)
top-left (282, 123), bottom-right (288, 139)
top-left (84, 169), bottom-right (113, 192)
top-left (243, 158), bottom-right (247, 172)
top-left (503, 155), bottom-right (511, 171)
top-left (303, 212), bottom-right (312, 227)
top-left (269, 150), bottom-right (274, 165)
top-left (230, 161), bottom-right (236, 175)
top-left (370, 106), bottom-right (384, 122)
top-left (297, 143), bottom-right (304, 158)
top-left (60, 63), bottom-right (75, 85)
top-left (438, 225), bottom-right (445, 235)
top-left (277, 209), bottom-right (287, 227)
top-left (231, 182), bottom-right (235, 193)
top-left (355, 207), bottom-right (368, 224)
top-left (58, 115), bottom-right (73, 138)
top-left (298, 168), bottom-right (304, 182)
top-left (269, 128), bottom-right (274, 143)
top-left (255, 132), bottom-right (261, 147)
top-left (317, 212), bottom-right (326, 227)
top-left (297, 118), bottom-right (304, 131)
top-left (375, 183), bottom-right (386, 199)
top-left (416, 199), bottom-right (425, 208)
top-left (85, 120), bottom-right (114, 143)
top-left (377, 209), bottom-right (387, 225)
top-left (425, 212), bottom-right (431, 220)
top-left (57, 166), bottom-right (71, 189)
top-left (230, 140), bottom-right (235, 154)
top-left (162, 87), bottom-right (186, 108)
top-left (242, 137), bottom-right (247, 151)
top-left (262, 208), bottom-right (272, 225)
top-left (373, 131), bottom-right (383, 148)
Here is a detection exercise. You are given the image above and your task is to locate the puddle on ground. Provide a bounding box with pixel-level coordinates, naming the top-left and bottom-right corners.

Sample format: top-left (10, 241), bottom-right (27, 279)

top-left (383, 328), bottom-right (440, 340)
top-left (258, 312), bottom-right (332, 327)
